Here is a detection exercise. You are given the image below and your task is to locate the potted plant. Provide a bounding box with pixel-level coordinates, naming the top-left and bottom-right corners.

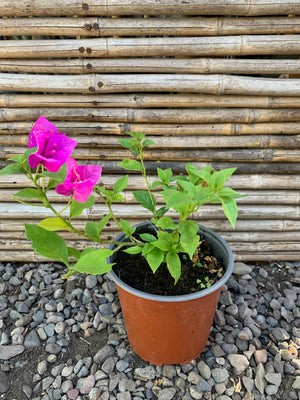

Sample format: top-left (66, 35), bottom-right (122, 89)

top-left (0, 115), bottom-right (243, 365)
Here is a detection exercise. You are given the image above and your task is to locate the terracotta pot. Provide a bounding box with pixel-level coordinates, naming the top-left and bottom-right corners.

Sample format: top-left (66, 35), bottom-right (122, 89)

top-left (108, 223), bottom-right (234, 365)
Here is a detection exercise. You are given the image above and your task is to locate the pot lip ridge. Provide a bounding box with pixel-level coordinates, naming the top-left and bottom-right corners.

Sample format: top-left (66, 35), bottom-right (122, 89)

top-left (107, 222), bottom-right (234, 303)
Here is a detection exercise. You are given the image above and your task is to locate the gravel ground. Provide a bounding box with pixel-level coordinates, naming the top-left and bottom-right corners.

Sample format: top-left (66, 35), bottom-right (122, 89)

top-left (0, 260), bottom-right (299, 400)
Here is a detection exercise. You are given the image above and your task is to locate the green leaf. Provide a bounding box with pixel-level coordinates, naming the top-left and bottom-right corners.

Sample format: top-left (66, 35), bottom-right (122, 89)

top-left (220, 196), bottom-right (238, 229)
top-left (186, 164), bottom-right (213, 184)
top-left (8, 155), bottom-right (22, 163)
top-left (97, 186), bottom-right (114, 198)
top-left (39, 217), bottom-right (70, 231)
top-left (97, 212), bottom-right (112, 236)
top-left (133, 190), bottom-right (156, 213)
top-left (113, 175), bottom-right (128, 194)
top-left (146, 247), bottom-right (164, 273)
top-left (0, 164), bottom-right (26, 176)
top-left (218, 187), bottom-right (245, 199)
top-left (166, 252), bottom-right (181, 284)
top-left (70, 195), bottom-right (95, 219)
top-left (127, 131), bottom-right (145, 140)
top-left (164, 191), bottom-right (190, 208)
top-left (25, 224), bottom-right (69, 267)
top-left (194, 187), bottom-right (214, 205)
top-left (178, 220), bottom-right (199, 259)
top-left (13, 188), bottom-right (44, 201)
top-left (82, 247), bottom-right (95, 256)
top-left (213, 168), bottom-right (236, 190)
top-left (153, 236), bottom-right (172, 251)
top-left (68, 247), bottom-right (81, 260)
top-left (157, 167), bottom-right (172, 185)
top-left (176, 180), bottom-right (198, 197)
top-left (139, 233), bottom-right (156, 242)
top-left (118, 139), bottom-right (139, 154)
top-left (111, 193), bottom-right (125, 202)
top-left (142, 242), bottom-right (155, 256)
top-left (142, 139), bottom-right (155, 149)
top-left (151, 180), bottom-right (163, 189)
top-left (41, 163), bottom-right (67, 189)
top-left (123, 246), bottom-right (143, 255)
top-left (156, 217), bottom-right (177, 230)
top-left (73, 249), bottom-right (115, 275)
top-left (118, 159), bottom-right (142, 172)
top-left (120, 219), bottom-right (136, 237)
top-left (85, 221), bottom-right (99, 240)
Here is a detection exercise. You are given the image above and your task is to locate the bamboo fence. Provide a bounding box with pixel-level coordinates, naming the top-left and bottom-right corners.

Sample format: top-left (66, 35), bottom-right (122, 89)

top-left (0, 0), bottom-right (299, 17)
top-left (0, 1), bottom-right (299, 261)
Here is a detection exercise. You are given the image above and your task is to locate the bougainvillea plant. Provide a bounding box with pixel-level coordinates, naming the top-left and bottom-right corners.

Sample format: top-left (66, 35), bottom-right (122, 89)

top-left (1, 116), bottom-right (243, 283)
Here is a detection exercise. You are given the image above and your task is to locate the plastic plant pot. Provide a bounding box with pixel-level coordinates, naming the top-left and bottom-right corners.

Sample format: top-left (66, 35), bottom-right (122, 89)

top-left (108, 223), bottom-right (234, 366)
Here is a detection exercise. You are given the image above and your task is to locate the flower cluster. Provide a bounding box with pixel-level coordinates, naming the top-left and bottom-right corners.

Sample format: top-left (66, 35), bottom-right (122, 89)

top-left (28, 116), bottom-right (102, 202)
top-left (0, 116), bottom-right (242, 283)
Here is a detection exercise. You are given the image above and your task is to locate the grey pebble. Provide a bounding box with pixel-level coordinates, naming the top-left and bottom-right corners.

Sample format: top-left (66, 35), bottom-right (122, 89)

top-left (45, 343), bottom-right (61, 355)
top-left (24, 330), bottom-right (41, 348)
top-left (37, 360), bottom-right (48, 375)
top-left (271, 327), bottom-right (290, 342)
top-left (197, 377), bottom-right (212, 392)
top-left (117, 392), bottom-right (131, 400)
top-left (157, 388), bottom-right (177, 400)
top-left (0, 371), bottom-right (10, 394)
top-left (116, 360), bottom-right (130, 372)
top-left (61, 379), bottom-right (73, 393)
top-left (228, 354), bottom-right (250, 375)
top-left (211, 368), bottom-right (229, 383)
top-left (80, 375), bottom-right (95, 394)
top-left (93, 344), bottom-right (115, 364)
top-left (99, 302), bottom-right (113, 315)
top-left (233, 262), bottom-right (252, 276)
top-left (22, 385), bottom-right (32, 399)
top-left (135, 366), bottom-right (156, 380)
top-left (42, 376), bottom-right (54, 391)
top-left (85, 275), bottom-right (98, 289)
top-left (292, 376), bottom-right (300, 389)
top-left (0, 261), bottom-right (298, 400)
top-left (197, 361), bottom-right (211, 380)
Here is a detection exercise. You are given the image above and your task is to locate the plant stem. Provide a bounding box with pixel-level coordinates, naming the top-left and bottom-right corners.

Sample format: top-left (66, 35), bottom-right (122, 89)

top-left (138, 142), bottom-right (157, 217)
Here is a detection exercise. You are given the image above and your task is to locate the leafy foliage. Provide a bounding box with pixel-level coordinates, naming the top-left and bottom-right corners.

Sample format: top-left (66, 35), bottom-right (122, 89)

top-left (0, 119), bottom-right (243, 284)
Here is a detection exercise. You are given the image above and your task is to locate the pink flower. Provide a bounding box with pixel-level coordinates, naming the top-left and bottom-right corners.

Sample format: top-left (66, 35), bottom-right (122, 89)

top-left (55, 158), bottom-right (102, 202)
top-left (28, 116), bottom-right (77, 172)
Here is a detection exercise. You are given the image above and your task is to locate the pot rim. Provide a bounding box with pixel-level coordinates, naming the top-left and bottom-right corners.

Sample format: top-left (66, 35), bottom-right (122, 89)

top-left (107, 223), bottom-right (234, 303)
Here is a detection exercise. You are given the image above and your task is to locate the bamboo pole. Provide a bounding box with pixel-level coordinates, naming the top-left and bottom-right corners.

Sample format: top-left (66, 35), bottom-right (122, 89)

top-left (234, 254), bottom-right (300, 261)
top-left (2, 238), bottom-right (300, 253)
top-left (1, 94), bottom-right (300, 109)
top-left (0, 202), bottom-right (299, 220)
top-left (2, 188), bottom-right (299, 205)
top-left (3, 141), bottom-right (300, 162)
top-left (0, 250), bottom-right (298, 263)
top-left (0, 36), bottom-right (300, 59)
top-left (1, 107), bottom-right (300, 123)
top-left (1, 157), bottom-right (299, 176)
top-left (1, 173), bottom-right (300, 191)
top-left (1, 228), bottom-right (299, 244)
top-left (1, 58), bottom-right (300, 75)
top-left (1, 17), bottom-right (300, 37)
top-left (2, 218), bottom-right (300, 234)
top-left (2, 133), bottom-right (300, 150)
top-left (1, 120), bottom-right (300, 136)
top-left (1, 73), bottom-right (300, 96)
top-left (0, 0), bottom-right (299, 17)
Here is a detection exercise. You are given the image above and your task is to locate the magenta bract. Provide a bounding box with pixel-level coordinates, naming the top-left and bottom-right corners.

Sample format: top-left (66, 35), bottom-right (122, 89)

top-left (28, 116), bottom-right (77, 172)
top-left (55, 158), bottom-right (102, 202)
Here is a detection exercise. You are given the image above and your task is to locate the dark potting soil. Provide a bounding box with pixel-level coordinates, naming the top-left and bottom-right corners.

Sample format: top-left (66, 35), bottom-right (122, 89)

top-left (112, 225), bottom-right (225, 296)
